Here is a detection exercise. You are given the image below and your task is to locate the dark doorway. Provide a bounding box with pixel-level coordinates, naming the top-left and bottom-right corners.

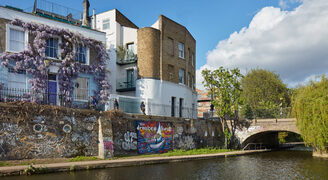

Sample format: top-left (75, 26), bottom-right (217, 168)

top-left (171, 97), bottom-right (176, 117)
top-left (179, 98), bottom-right (183, 117)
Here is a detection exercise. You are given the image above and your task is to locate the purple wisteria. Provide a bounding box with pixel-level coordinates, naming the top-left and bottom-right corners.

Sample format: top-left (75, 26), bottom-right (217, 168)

top-left (0, 19), bottom-right (110, 106)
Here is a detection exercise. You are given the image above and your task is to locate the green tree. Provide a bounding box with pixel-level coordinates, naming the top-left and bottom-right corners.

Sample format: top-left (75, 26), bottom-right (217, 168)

top-left (241, 69), bottom-right (290, 118)
top-left (293, 76), bottom-right (328, 153)
top-left (202, 67), bottom-right (243, 148)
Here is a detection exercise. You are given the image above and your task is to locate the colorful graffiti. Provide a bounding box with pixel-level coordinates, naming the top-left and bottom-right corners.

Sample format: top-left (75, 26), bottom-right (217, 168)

top-left (137, 121), bottom-right (173, 154)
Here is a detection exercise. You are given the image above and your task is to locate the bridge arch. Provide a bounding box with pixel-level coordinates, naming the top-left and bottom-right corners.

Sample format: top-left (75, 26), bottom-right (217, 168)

top-left (241, 130), bottom-right (301, 148)
top-left (234, 118), bottom-right (300, 148)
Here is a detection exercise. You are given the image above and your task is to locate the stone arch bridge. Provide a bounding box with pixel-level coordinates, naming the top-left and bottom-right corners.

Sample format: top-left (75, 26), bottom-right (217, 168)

top-left (233, 118), bottom-right (299, 148)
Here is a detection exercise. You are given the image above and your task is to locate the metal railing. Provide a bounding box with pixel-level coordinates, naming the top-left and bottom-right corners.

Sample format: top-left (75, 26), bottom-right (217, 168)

top-left (0, 87), bottom-right (98, 110)
top-left (116, 79), bottom-right (136, 91)
top-left (117, 56), bottom-right (137, 65)
top-left (243, 143), bottom-right (268, 151)
top-left (106, 96), bottom-right (197, 118)
top-left (34, 0), bottom-right (82, 21)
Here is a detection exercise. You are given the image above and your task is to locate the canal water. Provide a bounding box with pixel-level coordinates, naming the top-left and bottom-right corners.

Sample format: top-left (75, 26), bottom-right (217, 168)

top-left (3, 151), bottom-right (328, 180)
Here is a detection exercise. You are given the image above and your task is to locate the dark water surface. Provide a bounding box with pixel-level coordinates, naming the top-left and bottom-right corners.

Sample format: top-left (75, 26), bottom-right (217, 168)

top-left (3, 151), bottom-right (328, 180)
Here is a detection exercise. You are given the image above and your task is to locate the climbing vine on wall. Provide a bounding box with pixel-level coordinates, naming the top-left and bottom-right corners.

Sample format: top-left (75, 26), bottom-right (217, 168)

top-left (0, 19), bottom-right (110, 106)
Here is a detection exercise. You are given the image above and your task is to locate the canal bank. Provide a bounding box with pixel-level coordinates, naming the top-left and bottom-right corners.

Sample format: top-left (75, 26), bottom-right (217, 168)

top-left (0, 149), bottom-right (270, 177)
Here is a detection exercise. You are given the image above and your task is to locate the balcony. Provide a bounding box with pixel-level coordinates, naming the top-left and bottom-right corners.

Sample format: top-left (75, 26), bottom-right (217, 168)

top-left (116, 78), bottom-right (136, 92)
top-left (116, 55), bottom-right (137, 65)
top-left (116, 47), bottom-right (137, 65)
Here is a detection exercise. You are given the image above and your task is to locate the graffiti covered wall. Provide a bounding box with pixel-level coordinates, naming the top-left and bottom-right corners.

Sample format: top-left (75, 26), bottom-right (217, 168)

top-left (0, 103), bottom-right (224, 160)
top-left (111, 114), bottom-right (224, 155)
top-left (137, 121), bottom-right (173, 154)
top-left (0, 103), bottom-right (101, 160)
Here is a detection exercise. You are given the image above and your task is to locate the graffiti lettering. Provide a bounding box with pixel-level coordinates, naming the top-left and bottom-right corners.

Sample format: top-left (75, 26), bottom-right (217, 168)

top-left (122, 131), bottom-right (137, 151)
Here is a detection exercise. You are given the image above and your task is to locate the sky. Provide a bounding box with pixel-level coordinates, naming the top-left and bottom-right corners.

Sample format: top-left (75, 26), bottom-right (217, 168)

top-left (1, 0), bottom-right (326, 89)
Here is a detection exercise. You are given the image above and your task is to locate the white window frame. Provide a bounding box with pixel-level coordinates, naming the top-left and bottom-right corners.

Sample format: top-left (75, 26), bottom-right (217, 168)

top-left (45, 36), bottom-right (62, 60)
top-left (102, 19), bottom-right (110, 30)
top-left (74, 44), bottom-right (90, 65)
top-left (6, 24), bottom-right (28, 53)
top-left (178, 42), bottom-right (184, 59)
top-left (7, 67), bottom-right (28, 89)
top-left (179, 69), bottom-right (185, 84)
top-left (74, 77), bottom-right (89, 102)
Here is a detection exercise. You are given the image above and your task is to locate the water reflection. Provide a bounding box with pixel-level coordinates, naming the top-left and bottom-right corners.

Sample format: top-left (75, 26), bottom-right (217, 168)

top-left (2, 151), bottom-right (328, 180)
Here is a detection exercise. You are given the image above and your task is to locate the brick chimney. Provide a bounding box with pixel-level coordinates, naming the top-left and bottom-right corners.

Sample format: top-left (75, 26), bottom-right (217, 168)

top-left (82, 0), bottom-right (90, 26)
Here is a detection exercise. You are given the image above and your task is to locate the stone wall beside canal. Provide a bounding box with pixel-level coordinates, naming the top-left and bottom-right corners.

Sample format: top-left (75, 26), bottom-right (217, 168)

top-left (0, 102), bottom-right (224, 160)
top-left (0, 102), bottom-right (100, 161)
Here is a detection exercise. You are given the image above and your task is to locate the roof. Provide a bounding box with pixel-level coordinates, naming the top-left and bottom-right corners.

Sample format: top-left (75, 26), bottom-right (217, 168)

top-left (115, 9), bottom-right (138, 29)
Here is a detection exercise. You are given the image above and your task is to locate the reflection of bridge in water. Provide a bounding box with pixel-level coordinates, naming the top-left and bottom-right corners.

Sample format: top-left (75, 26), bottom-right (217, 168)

top-left (233, 118), bottom-right (300, 149)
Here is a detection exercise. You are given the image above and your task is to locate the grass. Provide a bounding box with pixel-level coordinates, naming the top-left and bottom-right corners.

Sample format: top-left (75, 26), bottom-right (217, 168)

top-left (0, 161), bottom-right (9, 167)
top-left (114, 148), bottom-right (234, 159)
top-left (68, 156), bottom-right (101, 162)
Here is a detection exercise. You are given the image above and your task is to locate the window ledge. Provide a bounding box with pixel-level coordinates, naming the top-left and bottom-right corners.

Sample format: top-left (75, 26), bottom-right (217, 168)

top-left (74, 99), bottom-right (89, 102)
top-left (45, 57), bottom-right (62, 61)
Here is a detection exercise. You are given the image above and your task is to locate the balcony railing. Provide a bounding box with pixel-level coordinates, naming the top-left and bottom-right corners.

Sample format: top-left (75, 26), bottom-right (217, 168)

top-left (34, 0), bottom-right (82, 25)
top-left (116, 79), bottom-right (136, 92)
top-left (116, 48), bottom-right (138, 65)
top-left (0, 87), bottom-right (99, 110)
top-left (116, 55), bottom-right (137, 65)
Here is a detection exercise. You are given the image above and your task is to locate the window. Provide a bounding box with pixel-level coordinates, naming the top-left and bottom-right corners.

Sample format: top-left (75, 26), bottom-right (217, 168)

top-left (126, 43), bottom-right (135, 59)
top-left (192, 53), bottom-right (194, 67)
top-left (102, 19), bottom-right (110, 30)
top-left (75, 77), bottom-right (89, 101)
top-left (127, 43), bottom-right (134, 53)
top-left (179, 69), bottom-right (185, 84)
top-left (179, 98), bottom-right (183, 118)
top-left (168, 65), bottom-right (174, 81)
top-left (168, 37), bottom-right (174, 56)
top-left (45, 38), bottom-right (59, 59)
top-left (126, 69), bottom-right (134, 88)
top-left (75, 44), bottom-right (87, 64)
top-left (7, 68), bottom-right (26, 89)
top-left (6, 25), bottom-right (27, 52)
top-left (178, 42), bottom-right (184, 58)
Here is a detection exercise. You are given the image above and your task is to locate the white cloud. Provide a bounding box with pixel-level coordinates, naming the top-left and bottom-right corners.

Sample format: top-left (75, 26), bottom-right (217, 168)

top-left (197, 0), bottom-right (328, 90)
top-left (279, 0), bottom-right (289, 9)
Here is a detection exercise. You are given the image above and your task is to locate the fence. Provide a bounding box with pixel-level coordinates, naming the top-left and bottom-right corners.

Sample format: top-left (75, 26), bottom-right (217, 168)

top-left (0, 87), bottom-right (96, 110)
top-left (34, 0), bottom-right (82, 21)
top-left (106, 96), bottom-right (197, 119)
top-left (252, 107), bottom-right (293, 119)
